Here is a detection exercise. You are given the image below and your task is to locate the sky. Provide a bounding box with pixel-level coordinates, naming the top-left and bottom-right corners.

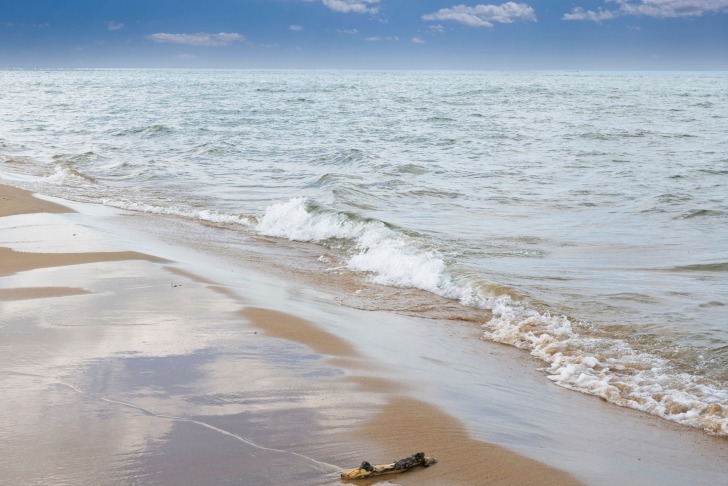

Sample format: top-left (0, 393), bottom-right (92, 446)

top-left (1, 1), bottom-right (726, 70)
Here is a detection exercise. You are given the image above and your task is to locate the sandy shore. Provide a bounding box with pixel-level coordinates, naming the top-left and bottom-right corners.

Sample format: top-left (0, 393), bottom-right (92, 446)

top-left (0, 184), bottom-right (582, 485)
top-left (241, 307), bottom-right (579, 485)
top-left (3, 184), bottom-right (728, 485)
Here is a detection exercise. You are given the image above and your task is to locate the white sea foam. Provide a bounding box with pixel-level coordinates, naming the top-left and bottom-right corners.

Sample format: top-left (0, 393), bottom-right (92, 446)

top-left (460, 286), bottom-right (728, 436)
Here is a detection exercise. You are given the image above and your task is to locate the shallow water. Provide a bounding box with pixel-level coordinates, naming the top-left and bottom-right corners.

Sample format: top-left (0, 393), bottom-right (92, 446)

top-left (1, 68), bottom-right (726, 435)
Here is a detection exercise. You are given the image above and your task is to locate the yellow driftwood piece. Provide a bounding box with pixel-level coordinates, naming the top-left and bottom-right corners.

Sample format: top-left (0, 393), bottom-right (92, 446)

top-left (341, 452), bottom-right (437, 479)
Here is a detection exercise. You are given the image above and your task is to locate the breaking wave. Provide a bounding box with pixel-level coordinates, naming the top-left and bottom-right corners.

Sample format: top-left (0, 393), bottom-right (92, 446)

top-left (256, 197), bottom-right (447, 291)
top-left (254, 197), bottom-right (728, 436)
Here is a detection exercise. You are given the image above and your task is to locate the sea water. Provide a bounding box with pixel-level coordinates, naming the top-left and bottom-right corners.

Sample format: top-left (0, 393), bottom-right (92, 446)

top-left (0, 68), bottom-right (726, 436)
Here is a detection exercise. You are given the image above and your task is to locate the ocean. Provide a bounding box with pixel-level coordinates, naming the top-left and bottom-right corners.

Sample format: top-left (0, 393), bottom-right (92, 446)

top-left (1, 68), bottom-right (726, 436)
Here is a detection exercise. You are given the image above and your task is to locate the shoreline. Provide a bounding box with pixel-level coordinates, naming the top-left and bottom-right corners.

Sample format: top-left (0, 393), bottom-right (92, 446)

top-left (2, 184), bottom-right (727, 484)
top-left (0, 184), bottom-right (583, 485)
top-left (239, 306), bottom-right (581, 485)
top-left (2, 183), bottom-right (727, 484)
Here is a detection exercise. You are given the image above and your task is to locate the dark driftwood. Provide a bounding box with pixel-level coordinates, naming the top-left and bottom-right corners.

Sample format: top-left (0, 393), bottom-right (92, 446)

top-left (340, 452), bottom-right (437, 479)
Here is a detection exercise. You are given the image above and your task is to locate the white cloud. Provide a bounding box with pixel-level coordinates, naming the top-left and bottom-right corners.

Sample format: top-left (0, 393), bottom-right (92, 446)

top-left (322, 0), bottom-right (380, 14)
top-left (365, 35), bottom-right (399, 41)
top-left (106, 21), bottom-right (124, 31)
top-left (428, 24), bottom-right (447, 33)
top-left (290, 25), bottom-right (304, 31)
top-left (422, 2), bottom-right (537, 28)
top-left (411, 36), bottom-right (426, 44)
top-left (562, 7), bottom-right (619, 21)
top-left (146, 32), bottom-right (245, 46)
top-left (337, 28), bottom-right (360, 34)
top-left (563, 0), bottom-right (728, 21)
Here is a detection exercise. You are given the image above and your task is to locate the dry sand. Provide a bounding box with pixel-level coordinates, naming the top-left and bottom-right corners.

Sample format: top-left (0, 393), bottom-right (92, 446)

top-left (0, 183), bottom-right (583, 485)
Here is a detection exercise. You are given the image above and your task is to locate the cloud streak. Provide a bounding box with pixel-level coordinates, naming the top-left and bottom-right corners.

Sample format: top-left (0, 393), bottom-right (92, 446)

top-left (563, 0), bottom-right (728, 21)
top-left (422, 2), bottom-right (537, 28)
top-left (322, 0), bottom-right (380, 14)
top-left (365, 35), bottom-right (399, 41)
top-left (146, 32), bottom-right (245, 46)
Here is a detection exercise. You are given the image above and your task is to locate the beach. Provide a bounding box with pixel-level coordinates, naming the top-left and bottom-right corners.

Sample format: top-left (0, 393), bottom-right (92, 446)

top-left (1, 184), bottom-right (726, 486)
top-left (0, 183), bottom-right (584, 485)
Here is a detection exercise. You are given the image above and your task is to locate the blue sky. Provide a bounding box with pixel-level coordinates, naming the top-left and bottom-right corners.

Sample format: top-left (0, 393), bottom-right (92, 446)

top-left (1, 1), bottom-right (726, 69)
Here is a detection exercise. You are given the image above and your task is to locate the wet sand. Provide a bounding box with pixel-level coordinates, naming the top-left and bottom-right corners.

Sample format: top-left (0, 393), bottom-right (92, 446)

top-left (0, 183), bottom-right (72, 217)
top-left (240, 307), bottom-right (580, 485)
top-left (0, 184), bottom-right (582, 485)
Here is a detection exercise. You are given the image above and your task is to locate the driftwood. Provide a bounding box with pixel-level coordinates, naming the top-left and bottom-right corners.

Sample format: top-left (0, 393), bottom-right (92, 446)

top-left (340, 452), bottom-right (437, 479)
